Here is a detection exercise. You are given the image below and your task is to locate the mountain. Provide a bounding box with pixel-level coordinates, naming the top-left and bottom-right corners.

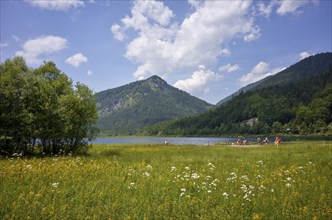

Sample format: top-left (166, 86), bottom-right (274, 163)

top-left (95, 75), bottom-right (213, 135)
top-left (217, 52), bottom-right (332, 105)
top-left (144, 52), bottom-right (332, 136)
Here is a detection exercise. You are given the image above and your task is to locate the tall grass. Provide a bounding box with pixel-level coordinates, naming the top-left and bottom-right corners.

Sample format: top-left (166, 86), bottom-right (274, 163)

top-left (1, 141), bottom-right (331, 219)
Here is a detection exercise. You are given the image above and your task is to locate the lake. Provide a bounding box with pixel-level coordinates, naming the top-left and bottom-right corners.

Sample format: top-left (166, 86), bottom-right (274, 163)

top-left (93, 137), bottom-right (252, 145)
top-left (92, 136), bottom-right (331, 145)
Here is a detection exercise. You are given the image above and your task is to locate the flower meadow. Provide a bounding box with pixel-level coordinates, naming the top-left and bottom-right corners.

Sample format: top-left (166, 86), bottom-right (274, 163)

top-left (1, 141), bottom-right (331, 219)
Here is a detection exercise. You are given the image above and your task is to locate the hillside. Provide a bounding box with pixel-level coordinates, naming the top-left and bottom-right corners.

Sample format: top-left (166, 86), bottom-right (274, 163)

top-left (217, 52), bottom-right (332, 105)
top-left (95, 75), bottom-right (213, 135)
top-left (144, 53), bottom-right (332, 136)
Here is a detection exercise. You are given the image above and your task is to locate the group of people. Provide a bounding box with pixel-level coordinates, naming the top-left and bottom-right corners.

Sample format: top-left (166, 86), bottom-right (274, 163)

top-left (257, 137), bottom-right (282, 145)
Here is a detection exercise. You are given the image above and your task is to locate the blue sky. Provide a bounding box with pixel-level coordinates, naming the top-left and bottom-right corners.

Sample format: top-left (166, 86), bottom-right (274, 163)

top-left (1, 0), bottom-right (331, 104)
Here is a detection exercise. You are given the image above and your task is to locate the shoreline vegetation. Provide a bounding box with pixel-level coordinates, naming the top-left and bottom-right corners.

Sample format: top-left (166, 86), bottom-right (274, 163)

top-left (1, 141), bottom-right (331, 219)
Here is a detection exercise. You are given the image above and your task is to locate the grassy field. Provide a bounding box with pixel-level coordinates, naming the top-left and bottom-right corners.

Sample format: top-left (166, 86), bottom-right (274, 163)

top-left (1, 141), bottom-right (331, 219)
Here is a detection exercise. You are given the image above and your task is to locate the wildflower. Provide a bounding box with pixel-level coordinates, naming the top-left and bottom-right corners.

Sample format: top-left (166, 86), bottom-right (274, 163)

top-left (52, 182), bottom-right (59, 188)
top-left (271, 189), bottom-right (274, 193)
top-left (170, 166), bottom-right (177, 172)
top-left (26, 165), bottom-right (33, 169)
top-left (143, 172), bottom-right (150, 177)
top-left (146, 165), bottom-right (152, 170)
top-left (191, 173), bottom-right (200, 179)
top-left (181, 188), bottom-right (186, 192)
top-left (258, 160), bottom-right (263, 165)
top-left (241, 175), bottom-right (249, 181)
top-left (286, 183), bottom-right (291, 188)
top-left (223, 192), bottom-right (229, 197)
top-left (185, 166), bottom-right (190, 171)
top-left (128, 182), bottom-right (136, 189)
top-left (207, 190), bottom-right (212, 193)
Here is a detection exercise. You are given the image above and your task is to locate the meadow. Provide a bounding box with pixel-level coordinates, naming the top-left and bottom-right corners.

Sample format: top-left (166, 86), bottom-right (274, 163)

top-left (1, 141), bottom-right (331, 219)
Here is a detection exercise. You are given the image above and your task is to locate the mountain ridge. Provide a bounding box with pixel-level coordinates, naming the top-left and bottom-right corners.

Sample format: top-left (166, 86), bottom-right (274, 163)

top-left (143, 52), bottom-right (332, 136)
top-left (95, 75), bottom-right (213, 135)
top-left (217, 52), bottom-right (332, 105)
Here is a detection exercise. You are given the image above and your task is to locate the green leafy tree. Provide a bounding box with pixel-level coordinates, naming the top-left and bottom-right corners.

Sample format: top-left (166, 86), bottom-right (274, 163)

top-left (0, 57), bottom-right (98, 155)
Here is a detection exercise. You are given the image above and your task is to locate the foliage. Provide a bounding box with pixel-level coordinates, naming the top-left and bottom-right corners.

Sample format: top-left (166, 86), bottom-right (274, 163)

top-left (95, 75), bottom-right (212, 135)
top-left (144, 53), bottom-right (332, 136)
top-left (0, 57), bottom-right (99, 155)
top-left (1, 142), bottom-right (331, 219)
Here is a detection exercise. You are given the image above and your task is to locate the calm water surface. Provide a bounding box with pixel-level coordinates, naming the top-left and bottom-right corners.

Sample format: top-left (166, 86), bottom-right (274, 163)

top-left (93, 137), bottom-right (241, 145)
top-left (92, 136), bottom-right (331, 145)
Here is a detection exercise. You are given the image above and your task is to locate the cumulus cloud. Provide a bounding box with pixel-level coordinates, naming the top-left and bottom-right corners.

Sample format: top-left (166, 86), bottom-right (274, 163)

top-left (111, 24), bottom-right (125, 41)
top-left (25, 0), bottom-right (84, 11)
top-left (65, 53), bottom-right (88, 67)
top-left (239, 62), bottom-right (286, 86)
top-left (219, 64), bottom-right (240, 73)
top-left (15, 35), bottom-right (67, 64)
top-left (257, 0), bottom-right (318, 17)
top-left (299, 51), bottom-right (312, 60)
top-left (113, 0), bottom-right (260, 80)
top-left (174, 65), bottom-right (221, 94)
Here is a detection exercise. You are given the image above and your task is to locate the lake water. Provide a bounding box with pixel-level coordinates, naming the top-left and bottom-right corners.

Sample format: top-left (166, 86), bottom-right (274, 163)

top-left (93, 137), bottom-right (247, 145)
top-left (92, 136), bottom-right (331, 145)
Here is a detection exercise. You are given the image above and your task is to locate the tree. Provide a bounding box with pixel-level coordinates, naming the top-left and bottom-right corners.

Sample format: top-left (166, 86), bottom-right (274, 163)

top-left (0, 57), bottom-right (99, 155)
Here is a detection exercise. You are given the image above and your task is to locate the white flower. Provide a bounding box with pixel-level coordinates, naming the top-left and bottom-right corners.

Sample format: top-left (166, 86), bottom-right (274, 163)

top-left (170, 166), bottom-right (177, 172)
top-left (286, 183), bottom-right (291, 188)
top-left (143, 172), bottom-right (150, 177)
top-left (223, 192), bottom-right (229, 197)
top-left (181, 188), bottom-right (186, 192)
top-left (52, 182), bottom-right (59, 188)
top-left (146, 165), bottom-right (153, 170)
top-left (185, 166), bottom-right (190, 171)
top-left (26, 165), bottom-right (33, 169)
top-left (191, 173), bottom-right (200, 179)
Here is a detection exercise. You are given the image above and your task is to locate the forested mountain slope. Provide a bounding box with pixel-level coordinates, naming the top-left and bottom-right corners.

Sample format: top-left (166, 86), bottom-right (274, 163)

top-left (95, 75), bottom-right (213, 135)
top-left (217, 52), bottom-right (332, 106)
top-left (144, 53), bottom-right (332, 136)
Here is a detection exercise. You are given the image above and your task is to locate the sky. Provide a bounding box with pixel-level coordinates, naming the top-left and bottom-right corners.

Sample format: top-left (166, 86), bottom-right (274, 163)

top-left (1, 0), bottom-right (331, 104)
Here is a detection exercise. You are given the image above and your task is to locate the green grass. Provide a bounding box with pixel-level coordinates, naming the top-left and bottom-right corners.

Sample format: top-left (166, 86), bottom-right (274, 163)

top-left (1, 141), bottom-right (331, 219)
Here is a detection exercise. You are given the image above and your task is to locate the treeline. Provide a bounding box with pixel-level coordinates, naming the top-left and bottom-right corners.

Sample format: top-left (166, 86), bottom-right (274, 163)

top-left (143, 69), bottom-right (332, 136)
top-left (0, 57), bottom-right (99, 155)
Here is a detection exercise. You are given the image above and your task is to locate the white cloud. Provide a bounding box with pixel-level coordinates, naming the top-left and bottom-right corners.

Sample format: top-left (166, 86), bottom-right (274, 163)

top-left (299, 51), bottom-right (312, 60)
top-left (111, 24), bottom-right (125, 41)
top-left (87, 70), bottom-right (93, 76)
top-left (239, 62), bottom-right (286, 86)
top-left (15, 35), bottom-right (67, 64)
top-left (188, 0), bottom-right (201, 9)
top-left (65, 53), bottom-right (88, 67)
top-left (257, 1), bottom-right (275, 17)
top-left (256, 1), bottom-right (318, 17)
top-left (113, 0), bottom-right (260, 80)
top-left (174, 65), bottom-right (221, 94)
top-left (276, 1), bottom-right (309, 15)
top-left (25, 0), bottom-right (85, 11)
top-left (220, 48), bottom-right (231, 56)
top-left (219, 64), bottom-right (240, 73)
top-left (244, 26), bottom-right (261, 42)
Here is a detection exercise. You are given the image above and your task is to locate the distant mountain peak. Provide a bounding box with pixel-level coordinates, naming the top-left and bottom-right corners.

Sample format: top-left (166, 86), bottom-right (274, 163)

top-left (95, 75), bottom-right (213, 135)
top-left (145, 75), bottom-right (169, 91)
